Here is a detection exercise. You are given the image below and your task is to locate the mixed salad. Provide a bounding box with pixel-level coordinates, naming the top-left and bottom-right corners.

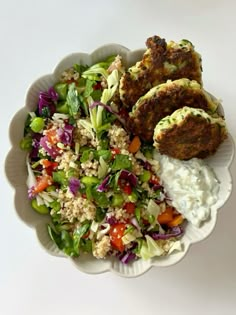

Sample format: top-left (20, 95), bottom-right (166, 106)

top-left (20, 55), bottom-right (185, 263)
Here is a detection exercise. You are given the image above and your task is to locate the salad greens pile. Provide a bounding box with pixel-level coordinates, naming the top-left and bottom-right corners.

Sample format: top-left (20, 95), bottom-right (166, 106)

top-left (21, 55), bottom-right (184, 263)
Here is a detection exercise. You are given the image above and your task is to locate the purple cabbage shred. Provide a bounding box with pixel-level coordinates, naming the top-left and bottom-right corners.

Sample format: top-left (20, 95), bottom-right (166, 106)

top-left (151, 226), bottom-right (183, 240)
top-left (97, 176), bottom-right (110, 192)
top-left (106, 216), bottom-right (117, 225)
top-left (69, 178), bottom-right (80, 195)
top-left (29, 133), bottom-right (42, 160)
top-left (39, 136), bottom-right (59, 158)
top-left (119, 170), bottom-right (137, 187)
top-left (57, 124), bottom-right (74, 145)
top-left (38, 87), bottom-right (58, 117)
top-left (119, 251), bottom-right (137, 264)
top-left (28, 186), bottom-right (35, 199)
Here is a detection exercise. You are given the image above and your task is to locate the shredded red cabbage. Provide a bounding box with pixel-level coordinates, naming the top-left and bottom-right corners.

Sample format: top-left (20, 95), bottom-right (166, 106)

top-left (69, 178), bottom-right (80, 195)
top-left (29, 133), bottom-right (42, 160)
top-left (90, 101), bottom-right (114, 113)
top-left (28, 186), bottom-right (35, 199)
top-left (119, 251), bottom-right (136, 264)
top-left (48, 87), bottom-right (59, 102)
top-left (119, 170), bottom-right (137, 187)
top-left (142, 160), bottom-right (152, 171)
top-left (57, 124), bottom-right (74, 145)
top-left (106, 216), bottom-right (117, 225)
top-left (38, 87), bottom-right (58, 117)
top-left (97, 175), bottom-right (110, 192)
top-left (130, 217), bottom-right (141, 231)
top-left (151, 226), bottom-right (183, 240)
top-left (39, 136), bottom-right (59, 158)
top-left (153, 184), bottom-right (163, 191)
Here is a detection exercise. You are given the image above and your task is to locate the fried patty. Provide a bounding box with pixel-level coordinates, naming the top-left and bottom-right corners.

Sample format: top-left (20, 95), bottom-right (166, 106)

top-left (153, 107), bottom-right (227, 160)
top-left (128, 78), bottom-right (219, 142)
top-left (119, 35), bottom-right (202, 109)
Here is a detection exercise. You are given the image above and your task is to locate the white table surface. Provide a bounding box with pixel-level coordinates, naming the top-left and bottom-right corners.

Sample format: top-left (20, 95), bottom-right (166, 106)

top-left (1, 1), bottom-right (236, 314)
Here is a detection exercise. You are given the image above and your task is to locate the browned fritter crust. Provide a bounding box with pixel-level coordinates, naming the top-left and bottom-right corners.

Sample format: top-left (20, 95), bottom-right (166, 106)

top-left (120, 35), bottom-right (202, 109)
top-left (128, 81), bottom-right (215, 142)
top-left (156, 116), bottom-right (226, 160)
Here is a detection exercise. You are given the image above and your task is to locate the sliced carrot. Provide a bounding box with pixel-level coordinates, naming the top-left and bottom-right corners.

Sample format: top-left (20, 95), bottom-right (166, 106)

top-left (128, 136), bottom-right (141, 154)
top-left (167, 214), bottom-right (184, 227)
top-left (157, 206), bottom-right (174, 224)
top-left (33, 175), bottom-right (52, 194)
top-left (41, 159), bottom-right (58, 169)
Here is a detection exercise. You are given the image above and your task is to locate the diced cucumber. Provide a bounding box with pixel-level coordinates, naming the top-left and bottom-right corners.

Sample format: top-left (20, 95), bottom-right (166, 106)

top-left (54, 83), bottom-right (68, 101)
top-left (111, 193), bottom-right (124, 207)
top-left (139, 170), bottom-right (151, 182)
top-left (31, 199), bottom-right (49, 214)
top-left (81, 176), bottom-right (100, 186)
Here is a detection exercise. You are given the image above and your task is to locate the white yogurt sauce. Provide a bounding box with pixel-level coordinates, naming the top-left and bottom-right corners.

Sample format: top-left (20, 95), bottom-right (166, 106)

top-left (154, 152), bottom-right (220, 227)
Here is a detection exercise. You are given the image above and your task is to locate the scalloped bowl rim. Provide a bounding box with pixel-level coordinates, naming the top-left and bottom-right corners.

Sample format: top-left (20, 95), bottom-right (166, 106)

top-left (5, 43), bottom-right (235, 277)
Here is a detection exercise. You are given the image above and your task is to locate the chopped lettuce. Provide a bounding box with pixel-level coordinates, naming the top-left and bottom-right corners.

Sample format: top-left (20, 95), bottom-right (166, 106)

top-left (111, 154), bottom-right (132, 171)
top-left (66, 83), bottom-right (80, 116)
top-left (139, 235), bottom-right (164, 260)
top-left (101, 69), bottom-right (119, 104)
top-left (97, 156), bottom-right (109, 179)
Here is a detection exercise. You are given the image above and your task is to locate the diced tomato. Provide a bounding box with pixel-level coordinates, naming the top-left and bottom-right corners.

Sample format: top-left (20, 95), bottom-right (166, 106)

top-left (111, 148), bottom-right (120, 159)
top-left (142, 218), bottom-right (149, 225)
top-left (41, 160), bottom-right (58, 176)
top-left (41, 159), bottom-right (58, 169)
top-left (149, 174), bottom-right (160, 185)
top-left (123, 202), bottom-right (135, 214)
top-left (109, 223), bottom-right (126, 252)
top-left (118, 178), bottom-right (132, 195)
top-left (122, 182), bottom-right (132, 195)
top-left (33, 174), bottom-right (52, 194)
top-left (93, 82), bottom-right (102, 90)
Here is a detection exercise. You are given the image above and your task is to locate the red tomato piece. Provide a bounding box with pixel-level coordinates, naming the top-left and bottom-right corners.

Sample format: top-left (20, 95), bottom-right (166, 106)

top-left (149, 174), bottom-right (160, 185)
top-left (109, 223), bottom-right (126, 252)
top-left (111, 148), bottom-right (121, 159)
top-left (41, 160), bottom-right (58, 176)
top-left (93, 82), bottom-right (102, 90)
top-left (122, 183), bottom-right (132, 195)
top-left (123, 202), bottom-right (135, 214)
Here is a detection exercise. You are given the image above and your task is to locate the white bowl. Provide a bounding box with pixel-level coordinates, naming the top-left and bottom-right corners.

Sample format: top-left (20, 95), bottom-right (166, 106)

top-left (5, 44), bottom-right (235, 277)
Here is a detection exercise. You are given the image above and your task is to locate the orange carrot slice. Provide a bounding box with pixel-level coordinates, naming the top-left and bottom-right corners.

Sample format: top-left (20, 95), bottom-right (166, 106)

top-left (167, 214), bottom-right (184, 227)
top-left (157, 206), bottom-right (174, 224)
top-left (128, 136), bottom-right (141, 153)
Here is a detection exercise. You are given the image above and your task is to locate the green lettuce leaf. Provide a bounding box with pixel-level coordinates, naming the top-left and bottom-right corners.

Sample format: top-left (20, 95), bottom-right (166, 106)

top-left (111, 154), bottom-right (132, 171)
top-left (67, 83), bottom-right (80, 116)
top-left (139, 235), bottom-right (164, 260)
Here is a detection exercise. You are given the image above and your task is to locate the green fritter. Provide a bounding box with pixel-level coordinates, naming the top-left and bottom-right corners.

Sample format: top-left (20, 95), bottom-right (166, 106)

top-left (128, 78), bottom-right (220, 142)
top-left (119, 35), bottom-right (202, 109)
top-left (153, 106), bottom-right (227, 160)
